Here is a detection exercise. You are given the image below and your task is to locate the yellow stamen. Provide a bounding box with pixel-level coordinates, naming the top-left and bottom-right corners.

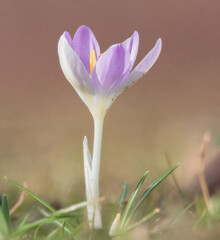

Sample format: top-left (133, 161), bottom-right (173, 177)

top-left (89, 50), bottom-right (96, 75)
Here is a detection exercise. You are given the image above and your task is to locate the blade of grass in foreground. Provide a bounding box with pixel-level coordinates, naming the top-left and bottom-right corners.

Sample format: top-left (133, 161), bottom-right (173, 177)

top-left (111, 208), bottom-right (160, 238)
top-left (5, 177), bottom-right (56, 214)
top-left (125, 208), bottom-right (160, 232)
top-left (125, 164), bottom-right (179, 226)
top-left (0, 208), bottom-right (9, 237)
top-left (172, 201), bottom-right (196, 225)
top-left (120, 171), bottom-right (149, 228)
top-left (11, 215), bottom-right (73, 237)
top-left (1, 195), bottom-right (11, 232)
top-left (112, 182), bottom-right (128, 220)
top-left (18, 212), bottom-right (31, 230)
top-left (38, 207), bottom-right (75, 234)
top-left (33, 224), bottom-right (42, 240)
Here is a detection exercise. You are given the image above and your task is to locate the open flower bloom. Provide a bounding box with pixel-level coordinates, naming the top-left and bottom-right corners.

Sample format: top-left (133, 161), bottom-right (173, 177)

top-left (58, 25), bottom-right (162, 229)
top-left (58, 25), bottom-right (162, 119)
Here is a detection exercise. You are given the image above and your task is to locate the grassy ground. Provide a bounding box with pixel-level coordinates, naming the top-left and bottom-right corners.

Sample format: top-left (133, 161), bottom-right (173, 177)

top-left (1, 161), bottom-right (220, 240)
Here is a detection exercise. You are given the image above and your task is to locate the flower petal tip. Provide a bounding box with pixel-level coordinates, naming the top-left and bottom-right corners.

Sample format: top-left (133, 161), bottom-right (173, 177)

top-left (156, 38), bottom-right (162, 53)
top-left (133, 30), bottom-right (139, 38)
top-left (83, 136), bottom-right (88, 144)
top-left (77, 25), bottom-right (91, 31)
top-left (59, 31), bottom-right (74, 50)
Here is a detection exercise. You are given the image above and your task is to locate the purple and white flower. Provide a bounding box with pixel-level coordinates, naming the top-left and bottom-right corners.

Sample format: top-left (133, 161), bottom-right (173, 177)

top-left (58, 25), bottom-right (162, 119)
top-left (58, 25), bottom-right (162, 229)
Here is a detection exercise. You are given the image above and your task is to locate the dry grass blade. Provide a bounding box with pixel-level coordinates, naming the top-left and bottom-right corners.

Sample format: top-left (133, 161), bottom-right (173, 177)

top-left (10, 182), bottom-right (27, 215)
top-left (198, 131), bottom-right (214, 215)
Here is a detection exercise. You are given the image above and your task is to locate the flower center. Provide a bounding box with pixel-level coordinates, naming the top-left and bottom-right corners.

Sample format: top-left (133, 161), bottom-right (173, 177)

top-left (89, 50), bottom-right (96, 75)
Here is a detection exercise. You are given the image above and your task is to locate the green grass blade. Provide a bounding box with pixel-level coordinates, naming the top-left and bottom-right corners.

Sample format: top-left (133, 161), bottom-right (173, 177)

top-left (5, 177), bottom-right (56, 214)
top-left (112, 182), bottom-right (128, 220)
top-left (33, 224), bottom-right (42, 240)
top-left (2, 195), bottom-right (11, 232)
top-left (46, 227), bottom-right (60, 239)
top-left (0, 208), bottom-right (9, 237)
top-left (172, 201), bottom-right (196, 225)
top-left (112, 208), bottom-right (160, 238)
top-left (120, 171), bottom-right (149, 228)
top-left (11, 215), bottom-right (73, 237)
top-left (18, 212), bottom-right (31, 230)
top-left (38, 207), bottom-right (74, 234)
top-left (128, 164), bottom-right (179, 222)
top-left (124, 208), bottom-right (160, 233)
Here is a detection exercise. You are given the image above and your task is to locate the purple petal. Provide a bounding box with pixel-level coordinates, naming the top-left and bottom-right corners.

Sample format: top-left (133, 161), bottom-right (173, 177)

top-left (58, 34), bottom-right (94, 98)
top-left (122, 31), bottom-right (139, 67)
top-left (73, 25), bottom-right (100, 74)
top-left (118, 38), bottom-right (162, 93)
top-left (63, 31), bottom-right (74, 50)
top-left (92, 44), bottom-right (131, 94)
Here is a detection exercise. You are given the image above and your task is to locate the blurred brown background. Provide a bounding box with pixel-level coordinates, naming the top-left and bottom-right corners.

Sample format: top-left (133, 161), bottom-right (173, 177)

top-left (0, 0), bottom-right (220, 203)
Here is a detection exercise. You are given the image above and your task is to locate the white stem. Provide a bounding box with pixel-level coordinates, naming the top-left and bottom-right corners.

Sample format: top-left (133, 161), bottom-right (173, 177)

top-left (91, 116), bottom-right (104, 229)
top-left (92, 117), bottom-right (104, 187)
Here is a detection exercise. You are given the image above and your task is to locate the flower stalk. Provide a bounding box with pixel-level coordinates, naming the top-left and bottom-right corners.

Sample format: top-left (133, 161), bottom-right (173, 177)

top-left (89, 115), bottom-right (104, 228)
top-left (58, 25), bottom-right (162, 229)
top-left (83, 101), bottom-right (106, 229)
top-left (83, 114), bottom-right (105, 229)
top-left (92, 116), bottom-right (104, 191)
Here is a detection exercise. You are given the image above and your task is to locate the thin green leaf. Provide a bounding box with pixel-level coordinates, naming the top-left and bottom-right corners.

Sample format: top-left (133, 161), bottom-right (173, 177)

top-left (195, 209), bottom-right (207, 225)
top-left (112, 208), bottom-right (160, 238)
top-left (60, 220), bottom-right (65, 238)
top-left (0, 208), bottom-right (9, 237)
top-left (11, 215), bottom-right (73, 237)
top-left (46, 227), bottom-right (60, 239)
top-left (172, 201), bottom-right (196, 225)
top-left (124, 208), bottom-right (160, 233)
top-left (120, 171), bottom-right (149, 228)
top-left (18, 212), bottom-right (31, 230)
top-left (33, 224), bottom-right (42, 240)
top-left (2, 195), bottom-right (11, 232)
top-left (38, 207), bottom-right (74, 234)
top-left (127, 164), bottom-right (179, 223)
top-left (5, 177), bottom-right (56, 214)
top-left (112, 182), bottom-right (128, 220)
top-left (165, 153), bottom-right (185, 198)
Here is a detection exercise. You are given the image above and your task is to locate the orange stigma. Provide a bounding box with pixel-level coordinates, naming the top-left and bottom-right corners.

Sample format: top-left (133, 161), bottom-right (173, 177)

top-left (89, 50), bottom-right (96, 75)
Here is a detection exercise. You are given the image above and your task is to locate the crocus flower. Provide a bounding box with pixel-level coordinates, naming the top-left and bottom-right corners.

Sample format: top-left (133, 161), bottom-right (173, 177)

top-left (58, 25), bottom-right (162, 120)
top-left (58, 25), bottom-right (162, 229)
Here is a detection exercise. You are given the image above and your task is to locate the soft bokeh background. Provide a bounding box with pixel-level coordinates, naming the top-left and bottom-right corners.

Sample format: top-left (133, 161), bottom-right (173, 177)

top-left (0, 0), bottom-right (220, 204)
